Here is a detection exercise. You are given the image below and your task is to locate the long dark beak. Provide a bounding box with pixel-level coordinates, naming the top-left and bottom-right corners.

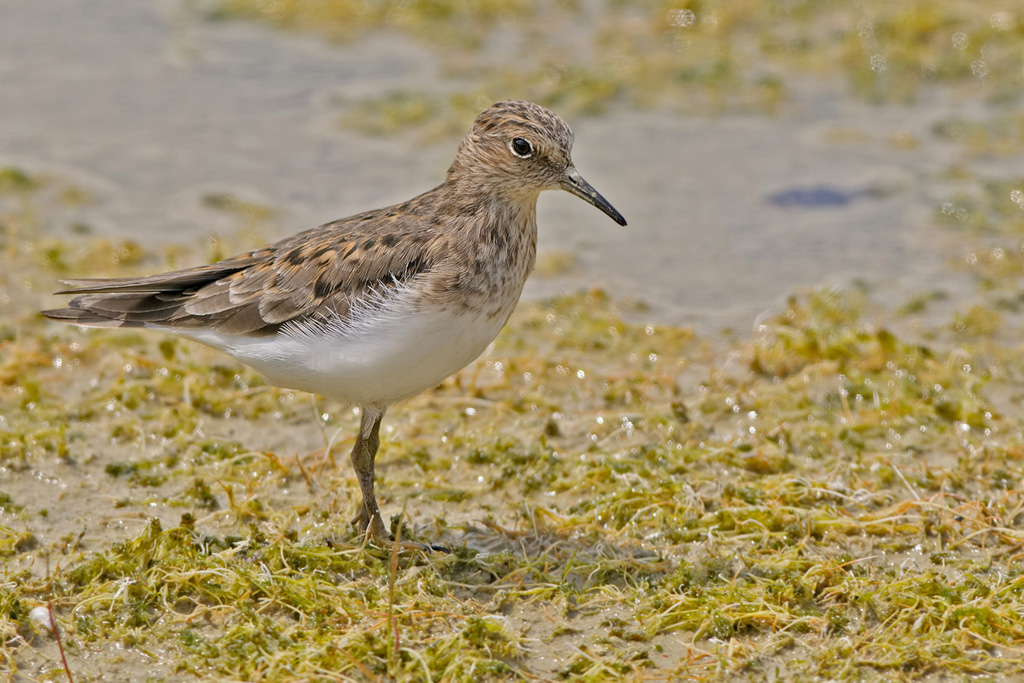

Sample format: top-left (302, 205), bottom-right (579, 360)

top-left (561, 167), bottom-right (627, 226)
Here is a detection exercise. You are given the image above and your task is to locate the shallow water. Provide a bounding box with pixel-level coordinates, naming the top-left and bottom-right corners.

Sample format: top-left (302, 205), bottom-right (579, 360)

top-left (1, 0), bottom-right (1019, 333)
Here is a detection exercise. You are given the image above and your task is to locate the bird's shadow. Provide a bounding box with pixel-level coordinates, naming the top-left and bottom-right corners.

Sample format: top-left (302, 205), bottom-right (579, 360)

top-left (394, 518), bottom-right (673, 595)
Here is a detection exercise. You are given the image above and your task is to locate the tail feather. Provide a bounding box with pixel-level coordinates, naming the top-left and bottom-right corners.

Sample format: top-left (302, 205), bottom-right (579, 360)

top-left (43, 257), bottom-right (255, 330)
top-left (53, 260), bottom-right (247, 295)
top-left (41, 306), bottom-right (144, 328)
top-left (65, 292), bottom-right (185, 317)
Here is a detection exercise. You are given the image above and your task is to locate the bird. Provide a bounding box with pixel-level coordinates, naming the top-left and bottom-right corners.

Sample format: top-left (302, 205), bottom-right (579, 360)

top-left (43, 100), bottom-right (627, 549)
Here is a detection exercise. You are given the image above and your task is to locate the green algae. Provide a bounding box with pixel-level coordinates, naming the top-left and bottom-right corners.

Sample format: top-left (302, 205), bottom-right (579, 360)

top-left (210, 0), bottom-right (540, 51)
top-left (5, 231), bottom-right (1024, 680)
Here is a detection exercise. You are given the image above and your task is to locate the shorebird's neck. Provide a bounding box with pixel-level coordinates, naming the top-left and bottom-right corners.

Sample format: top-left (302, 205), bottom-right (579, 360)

top-left (426, 177), bottom-right (539, 320)
top-left (436, 175), bottom-right (540, 236)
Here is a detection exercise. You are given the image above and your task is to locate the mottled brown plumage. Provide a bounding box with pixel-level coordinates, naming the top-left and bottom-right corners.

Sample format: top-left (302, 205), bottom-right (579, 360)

top-left (50, 206), bottom-right (448, 336)
top-left (43, 100), bottom-right (626, 550)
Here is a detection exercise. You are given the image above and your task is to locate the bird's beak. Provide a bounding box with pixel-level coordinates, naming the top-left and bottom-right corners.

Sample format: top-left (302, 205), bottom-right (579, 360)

top-left (561, 167), bottom-right (627, 226)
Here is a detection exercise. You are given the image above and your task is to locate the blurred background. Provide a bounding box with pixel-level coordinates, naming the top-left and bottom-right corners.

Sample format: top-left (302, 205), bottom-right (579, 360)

top-left (2, 0), bottom-right (1023, 332)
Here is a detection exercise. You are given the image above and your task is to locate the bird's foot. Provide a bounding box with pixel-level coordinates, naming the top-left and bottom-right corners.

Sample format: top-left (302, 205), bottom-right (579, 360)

top-left (352, 510), bottom-right (449, 553)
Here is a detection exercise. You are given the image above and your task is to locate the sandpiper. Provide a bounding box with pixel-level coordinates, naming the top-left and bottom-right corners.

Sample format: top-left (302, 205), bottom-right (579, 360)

top-left (43, 100), bottom-right (626, 548)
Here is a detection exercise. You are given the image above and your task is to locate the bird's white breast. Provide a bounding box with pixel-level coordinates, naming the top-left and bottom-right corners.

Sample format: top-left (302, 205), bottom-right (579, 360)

top-left (175, 282), bottom-right (512, 407)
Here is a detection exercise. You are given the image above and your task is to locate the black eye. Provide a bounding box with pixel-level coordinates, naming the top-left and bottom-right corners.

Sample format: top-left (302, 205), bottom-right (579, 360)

top-left (510, 137), bottom-right (533, 157)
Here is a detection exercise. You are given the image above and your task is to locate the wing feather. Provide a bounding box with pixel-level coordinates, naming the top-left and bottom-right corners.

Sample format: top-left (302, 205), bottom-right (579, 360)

top-left (42, 194), bottom-right (446, 337)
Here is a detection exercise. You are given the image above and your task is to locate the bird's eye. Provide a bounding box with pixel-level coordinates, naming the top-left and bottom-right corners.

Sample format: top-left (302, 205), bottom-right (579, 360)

top-left (510, 137), bottom-right (533, 158)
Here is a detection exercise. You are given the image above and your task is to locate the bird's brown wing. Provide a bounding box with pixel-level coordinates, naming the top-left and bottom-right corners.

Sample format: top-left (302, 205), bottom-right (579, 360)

top-left (43, 204), bottom-right (445, 337)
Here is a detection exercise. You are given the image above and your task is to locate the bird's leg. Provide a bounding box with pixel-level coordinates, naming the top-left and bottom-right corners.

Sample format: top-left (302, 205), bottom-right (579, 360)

top-left (350, 406), bottom-right (390, 544)
top-left (349, 406), bottom-right (448, 553)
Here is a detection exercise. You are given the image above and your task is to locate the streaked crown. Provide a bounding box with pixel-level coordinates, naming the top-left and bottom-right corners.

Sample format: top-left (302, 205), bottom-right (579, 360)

top-left (447, 100), bottom-right (577, 196)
